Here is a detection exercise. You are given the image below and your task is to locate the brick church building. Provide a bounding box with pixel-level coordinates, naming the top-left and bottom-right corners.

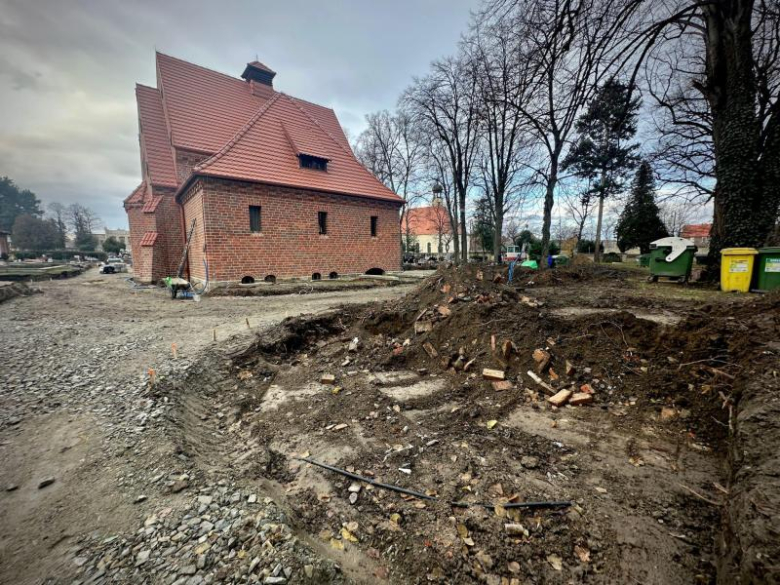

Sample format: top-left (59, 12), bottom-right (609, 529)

top-left (125, 53), bottom-right (403, 285)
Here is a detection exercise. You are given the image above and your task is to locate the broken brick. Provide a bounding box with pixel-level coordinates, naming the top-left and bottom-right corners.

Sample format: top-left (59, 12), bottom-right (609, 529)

top-left (547, 389), bottom-right (573, 407)
top-left (476, 270), bottom-right (484, 281)
top-left (423, 342), bottom-right (439, 358)
top-left (441, 283), bottom-right (451, 294)
top-left (533, 349), bottom-right (551, 372)
top-left (492, 380), bottom-right (513, 391)
top-left (482, 368), bottom-right (506, 381)
top-left (569, 392), bottom-right (593, 406)
top-left (492, 273), bottom-right (503, 284)
top-left (580, 383), bottom-right (594, 394)
top-left (437, 306), bottom-right (452, 317)
top-left (565, 360), bottom-right (576, 376)
top-left (320, 373), bottom-right (336, 385)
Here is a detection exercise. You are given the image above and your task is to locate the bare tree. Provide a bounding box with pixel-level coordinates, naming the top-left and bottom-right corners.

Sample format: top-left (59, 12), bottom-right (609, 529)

top-left (46, 201), bottom-right (68, 248)
top-left (354, 109), bottom-right (426, 253)
top-left (467, 14), bottom-right (536, 262)
top-left (481, 0), bottom-right (645, 267)
top-left (65, 203), bottom-right (100, 250)
top-left (659, 199), bottom-right (698, 236)
top-left (403, 54), bottom-right (483, 263)
top-left (626, 0), bottom-right (780, 268)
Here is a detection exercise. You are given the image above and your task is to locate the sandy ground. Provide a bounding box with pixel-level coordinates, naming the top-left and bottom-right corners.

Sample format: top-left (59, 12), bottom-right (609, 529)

top-left (0, 270), bottom-right (415, 585)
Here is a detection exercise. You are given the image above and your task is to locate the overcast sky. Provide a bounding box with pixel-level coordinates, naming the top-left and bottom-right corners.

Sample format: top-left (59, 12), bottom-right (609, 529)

top-left (0, 0), bottom-right (478, 229)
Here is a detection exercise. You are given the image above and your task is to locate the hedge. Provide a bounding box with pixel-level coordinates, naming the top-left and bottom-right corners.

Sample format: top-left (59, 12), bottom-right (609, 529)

top-left (12, 249), bottom-right (108, 262)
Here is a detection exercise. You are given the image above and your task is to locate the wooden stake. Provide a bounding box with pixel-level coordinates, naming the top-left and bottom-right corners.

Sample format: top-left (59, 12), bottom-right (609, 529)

top-left (245, 317), bottom-right (250, 329)
top-left (212, 328), bottom-right (217, 342)
top-left (171, 342), bottom-right (178, 359)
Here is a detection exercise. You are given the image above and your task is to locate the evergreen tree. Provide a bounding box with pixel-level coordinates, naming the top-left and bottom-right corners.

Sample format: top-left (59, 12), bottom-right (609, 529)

top-left (102, 236), bottom-right (123, 255)
top-left (0, 177), bottom-right (42, 232)
top-left (473, 194), bottom-right (495, 256)
top-left (563, 79), bottom-right (640, 262)
top-left (616, 161), bottom-right (669, 253)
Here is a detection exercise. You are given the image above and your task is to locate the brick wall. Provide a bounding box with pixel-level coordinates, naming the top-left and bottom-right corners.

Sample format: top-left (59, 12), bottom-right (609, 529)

top-left (126, 186), bottom-right (185, 283)
top-left (182, 177), bottom-right (402, 283)
top-left (152, 188), bottom-right (185, 280)
top-left (181, 183), bottom-right (207, 281)
top-left (176, 150), bottom-right (210, 184)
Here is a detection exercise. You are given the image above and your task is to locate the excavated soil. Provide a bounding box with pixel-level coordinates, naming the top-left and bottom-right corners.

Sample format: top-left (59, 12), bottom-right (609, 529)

top-left (173, 264), bottom-right (780, 584)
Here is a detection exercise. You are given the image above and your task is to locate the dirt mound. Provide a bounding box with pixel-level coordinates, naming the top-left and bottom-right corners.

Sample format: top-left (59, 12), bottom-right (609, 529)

top-left (0, 282), bottom-right (41, 304)
top-left (522, 264), bottom-right (630, 287)
top-left (209, 268), bottom-right (779, 583)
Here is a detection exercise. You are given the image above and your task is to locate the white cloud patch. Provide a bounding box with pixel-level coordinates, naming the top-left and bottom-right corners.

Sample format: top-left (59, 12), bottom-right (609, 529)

top-left (0, 0), bottom-right (476, 227)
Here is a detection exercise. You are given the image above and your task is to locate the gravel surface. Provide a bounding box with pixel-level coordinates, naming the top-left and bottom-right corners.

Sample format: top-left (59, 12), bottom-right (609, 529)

top-left (0, 270), bottom-right (413, 584)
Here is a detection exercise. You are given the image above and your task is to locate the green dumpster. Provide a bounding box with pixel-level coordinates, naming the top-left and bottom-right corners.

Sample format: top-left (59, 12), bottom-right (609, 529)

top-left (554, 255), bottom-right (570, 267)
top-left (752, 247), bottom-right (780, 292)
top-left (638, 254), bottom-right (650, 267)
top-left (648, 237), bottom-right (697, 283)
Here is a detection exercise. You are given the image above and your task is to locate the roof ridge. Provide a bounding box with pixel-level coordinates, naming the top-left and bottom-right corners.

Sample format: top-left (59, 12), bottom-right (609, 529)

top-left (195, 92), bottom-right (284, 173)
top-left (156, 51), bottom-right (247, 84)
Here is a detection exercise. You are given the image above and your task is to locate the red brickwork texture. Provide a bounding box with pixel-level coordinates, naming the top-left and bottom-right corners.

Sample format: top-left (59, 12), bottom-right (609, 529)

top-left (181, 178), bottom-right (402, 283)
top-left (176, 150), bottom-right (210, 184)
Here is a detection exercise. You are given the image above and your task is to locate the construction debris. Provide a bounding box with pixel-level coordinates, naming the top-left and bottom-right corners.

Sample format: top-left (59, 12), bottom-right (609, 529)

top-left (320, 373), bottom-right (336, 385)
top-left (569, 392), bottom-right (594, 406)
top-left (547, 389), bottom-right (573, 407)
top-left (526, 371), bottom-right (556, 395)
top-left (482, 368), bottom-right (506, 381)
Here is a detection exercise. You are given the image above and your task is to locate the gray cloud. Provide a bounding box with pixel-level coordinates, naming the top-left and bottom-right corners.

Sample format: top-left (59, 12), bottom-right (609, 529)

top-left (0, 0), bottom-right (477, 228)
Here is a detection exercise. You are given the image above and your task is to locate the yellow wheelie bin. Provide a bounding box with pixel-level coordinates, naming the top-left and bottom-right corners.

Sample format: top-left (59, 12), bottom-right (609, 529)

top-left (720, 248), bottom-right (758, 292)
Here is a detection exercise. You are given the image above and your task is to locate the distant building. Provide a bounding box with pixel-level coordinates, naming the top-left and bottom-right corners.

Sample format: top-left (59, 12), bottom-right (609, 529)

top-left (681, 223), bottom-right (711, 254)
top-left (402, 198), bottom-right (454, 258)
top-left (93, 228), bottom-right (131, 253)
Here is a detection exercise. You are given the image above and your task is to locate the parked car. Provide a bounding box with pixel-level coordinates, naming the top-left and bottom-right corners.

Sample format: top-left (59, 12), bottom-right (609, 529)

top-left (99, 258), bottom-right (128, 274)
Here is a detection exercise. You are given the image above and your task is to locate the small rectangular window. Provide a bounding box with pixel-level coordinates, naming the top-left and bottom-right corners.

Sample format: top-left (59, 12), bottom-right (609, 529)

top-left (300, 154), bottom-right (328, 171)
top-left (370, 216), bottom-right (378, 237)
top-left (249, 205), bottom-right (261, 232)
top-left (318, 211), bottom-right (328, 235)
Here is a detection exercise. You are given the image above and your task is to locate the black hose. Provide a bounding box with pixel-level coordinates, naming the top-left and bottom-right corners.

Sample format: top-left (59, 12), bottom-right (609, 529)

top-left (297, 457), bottom-right (572, 510)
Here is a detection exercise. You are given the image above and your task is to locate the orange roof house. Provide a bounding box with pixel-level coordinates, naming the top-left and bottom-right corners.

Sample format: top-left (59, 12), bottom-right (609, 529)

top-left (680, 223), bottom-right (712, 239)
top-left (125, 53), bottom-right (403, 284)
top-left (402, 205), bottom-right (452, 236)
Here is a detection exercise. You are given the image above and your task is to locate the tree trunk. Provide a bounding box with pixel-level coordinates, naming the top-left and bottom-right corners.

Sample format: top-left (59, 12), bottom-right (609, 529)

top-left (493, 206), bottom-right (503, 264)
top-left (459, 190), bottom-right (468, 264)
top-left (540, 159), bottom-right (559, 267)
top-left (594, 194), bottom-right (605, 263)
top-left (704, 0), bottom-right (763, 269)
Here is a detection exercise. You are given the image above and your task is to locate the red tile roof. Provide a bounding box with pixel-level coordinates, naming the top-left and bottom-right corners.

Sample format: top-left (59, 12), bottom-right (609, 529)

top-left (402, 206), bottom-right (452, 236)
top-left (154, 53), bottom-right (351, 155)
top-left (124, 182), bottom-right (146, 205)
top-left (193, 93), bottom-right (402, 203)
top-left (139, 232), bottom-right (159, 247)
top-left (140, 52), bottom-right (397, 203)
top-left (142, 196), bottom-right (162, 213)
top-left (681, 223), bottom-right (711, 239)
top-left (136, 85), bottom-right (177, 187)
